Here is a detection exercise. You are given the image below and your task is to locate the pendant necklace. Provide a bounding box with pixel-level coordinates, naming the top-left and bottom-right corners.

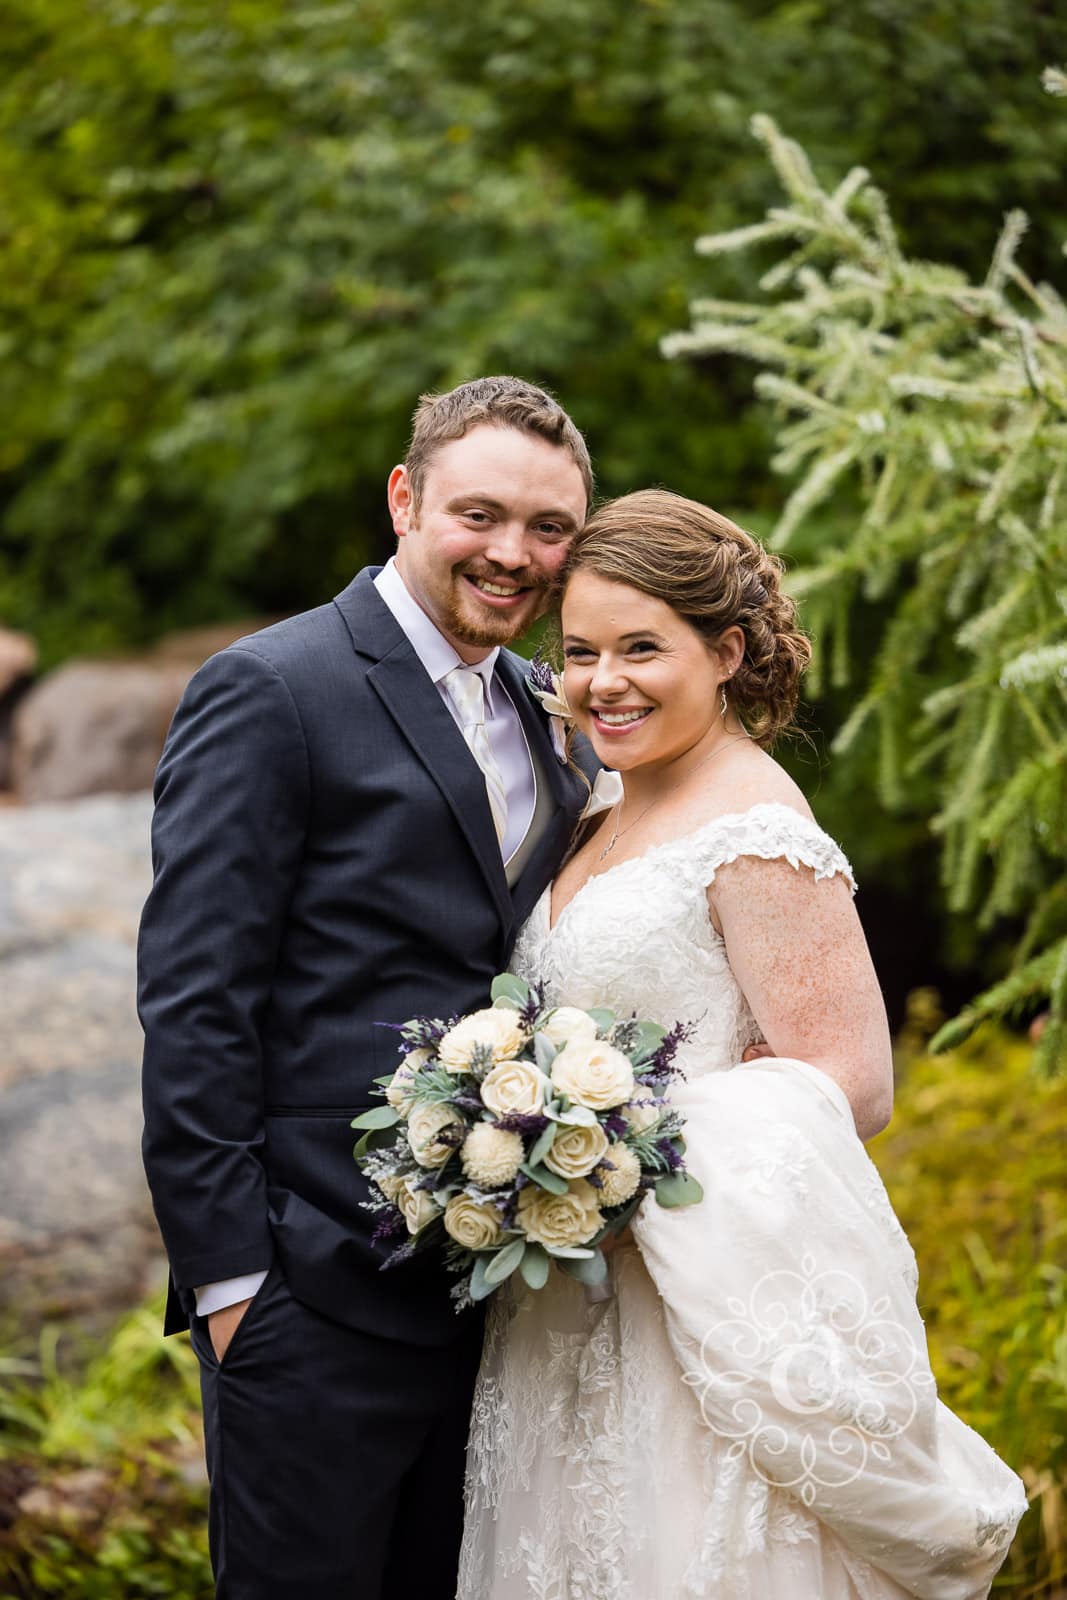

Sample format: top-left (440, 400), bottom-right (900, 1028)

top-left (598, 734), bottom-right (749, 863)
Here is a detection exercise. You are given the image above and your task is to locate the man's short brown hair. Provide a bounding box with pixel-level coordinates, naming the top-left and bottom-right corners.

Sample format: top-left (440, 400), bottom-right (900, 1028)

top-left (404, 376), bottom-right (593, 512)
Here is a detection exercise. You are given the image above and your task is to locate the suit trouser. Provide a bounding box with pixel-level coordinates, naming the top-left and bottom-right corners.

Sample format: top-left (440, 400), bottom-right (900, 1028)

top-left (189, 1260), bottom-right (484, 1600)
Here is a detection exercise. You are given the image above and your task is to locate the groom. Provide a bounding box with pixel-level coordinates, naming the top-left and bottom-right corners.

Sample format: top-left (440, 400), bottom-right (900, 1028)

top-left (138, 377), bottom-right (595, 1599)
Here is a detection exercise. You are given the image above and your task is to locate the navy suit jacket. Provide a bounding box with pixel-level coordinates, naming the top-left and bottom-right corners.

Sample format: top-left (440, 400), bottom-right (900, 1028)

top-left (138, 568), bottom-right (594, 1345)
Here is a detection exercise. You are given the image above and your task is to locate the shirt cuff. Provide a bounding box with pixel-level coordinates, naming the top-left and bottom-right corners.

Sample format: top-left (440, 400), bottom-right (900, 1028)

top-left (194, 1270), bottom-right (270, 1318)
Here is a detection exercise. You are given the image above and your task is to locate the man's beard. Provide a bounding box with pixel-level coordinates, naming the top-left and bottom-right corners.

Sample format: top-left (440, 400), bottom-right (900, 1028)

top-left (443, 572), bottom-right (555, 647)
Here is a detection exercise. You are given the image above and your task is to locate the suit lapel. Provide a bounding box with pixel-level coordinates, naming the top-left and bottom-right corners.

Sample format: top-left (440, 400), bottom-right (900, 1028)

top-left (335, 572), bottom-right (513, 931)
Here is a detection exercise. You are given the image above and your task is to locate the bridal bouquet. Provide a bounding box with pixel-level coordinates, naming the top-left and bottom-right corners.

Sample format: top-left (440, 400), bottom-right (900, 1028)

top-left (353, 975), bottom-right (703, 1308)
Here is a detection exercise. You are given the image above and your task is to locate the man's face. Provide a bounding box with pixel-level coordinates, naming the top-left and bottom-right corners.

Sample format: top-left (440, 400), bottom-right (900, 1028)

top-left (388, 424), bottom-right (588, 661)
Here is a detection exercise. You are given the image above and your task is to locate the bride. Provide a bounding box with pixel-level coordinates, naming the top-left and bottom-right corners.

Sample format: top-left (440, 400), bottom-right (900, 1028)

top-left (457, 490), bottom-right (1026, 1599)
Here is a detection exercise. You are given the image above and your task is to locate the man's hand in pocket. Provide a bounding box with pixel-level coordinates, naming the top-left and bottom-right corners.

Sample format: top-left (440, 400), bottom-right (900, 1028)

top-left (208, 1297), bottom-right (253, 1363)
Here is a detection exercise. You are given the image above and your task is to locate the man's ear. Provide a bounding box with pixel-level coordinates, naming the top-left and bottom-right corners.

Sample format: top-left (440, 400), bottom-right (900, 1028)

top-left (387, 464), bottom-right (413, 537)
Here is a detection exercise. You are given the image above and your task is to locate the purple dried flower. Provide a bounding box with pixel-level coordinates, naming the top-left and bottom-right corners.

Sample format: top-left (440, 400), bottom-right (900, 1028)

top-left (603, 1113), bottom-right (628, 1141)
top-left (518, 982), bottom-right (547, 1030)
top-left (527, 650), bottom-right (556, 695)
top-left (656, 1136), bottom-right (685, 1172)
top-left (371, 1211), bottom-right (406, 1247)
top-left (379, 1239), bottom-right (417, 1271)
top-left (640, 1020), bottom-right (696, 1085)
top-left (494, 1111), bottom-right (550, 1136)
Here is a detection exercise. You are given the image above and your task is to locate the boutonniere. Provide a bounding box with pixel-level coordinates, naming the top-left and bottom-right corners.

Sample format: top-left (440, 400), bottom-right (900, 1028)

top-left (524, 652), bottom-right (571, 764)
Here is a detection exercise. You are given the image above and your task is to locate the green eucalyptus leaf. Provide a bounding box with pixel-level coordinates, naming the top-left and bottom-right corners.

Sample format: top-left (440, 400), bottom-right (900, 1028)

top-left (491, 974), bottom-right (530, 1007)
top-left (655, 1172), bottom-right (705, 1209)
top-left (587, 1008), bottom-right (616, 1033)
top-left (483, 1236), bottom-right (527, 1285)
top-left (469, 1254), bottom-right (495, 1301)
top-left (527, 1121), bottom-right (558, 1168)
top-left (520, 1162), bottom-right (569, 1195)
top-left (558, 1248), bottom-right (609, 1286)
top-left (519, 1243), bottom-right (551, 1290)
top-left (534, 1032), bottom-right (558, 1071)
top-left (351, 1106), bottom-right (401, 1131)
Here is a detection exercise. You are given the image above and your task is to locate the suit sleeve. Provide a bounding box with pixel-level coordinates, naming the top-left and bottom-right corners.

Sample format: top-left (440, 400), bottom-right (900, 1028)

top-left (138, 646), bottom-right (310, 1289)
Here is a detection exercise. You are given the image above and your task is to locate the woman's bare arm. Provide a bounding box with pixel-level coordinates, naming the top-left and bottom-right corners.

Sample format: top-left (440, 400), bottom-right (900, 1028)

top-left (708, 853), bottom-right (893, 1141)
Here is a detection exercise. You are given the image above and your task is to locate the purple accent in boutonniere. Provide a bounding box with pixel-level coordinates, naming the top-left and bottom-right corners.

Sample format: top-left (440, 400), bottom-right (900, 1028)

top-left (524, 649), bottom-right (571, 765)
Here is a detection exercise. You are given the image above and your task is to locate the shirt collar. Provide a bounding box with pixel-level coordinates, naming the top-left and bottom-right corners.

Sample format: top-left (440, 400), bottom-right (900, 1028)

top-left (374, 557), bottom-right (501, 712)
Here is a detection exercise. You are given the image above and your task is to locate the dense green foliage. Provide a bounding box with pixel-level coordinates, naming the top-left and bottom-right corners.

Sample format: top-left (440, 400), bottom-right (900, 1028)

top-left (0, 1027), bottom-right (1061, 1593)
top-left (666, 114), bottom-right (1067, 1065)
top-left (2, 0), bottom-right (1066, 662)
top-left (871, 1018), bottom-right (1067, 1593)
top-left (0, 1307), bottom-right (212, 1596)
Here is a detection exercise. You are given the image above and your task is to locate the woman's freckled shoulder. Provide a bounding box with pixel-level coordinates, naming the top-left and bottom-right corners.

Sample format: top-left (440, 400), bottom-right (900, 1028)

top-left (689, 745), bottom-right (816, 830)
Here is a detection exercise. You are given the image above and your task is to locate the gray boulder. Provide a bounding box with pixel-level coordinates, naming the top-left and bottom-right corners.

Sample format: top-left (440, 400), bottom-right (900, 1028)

top-left (0, 793), bottom-right (163, 1331)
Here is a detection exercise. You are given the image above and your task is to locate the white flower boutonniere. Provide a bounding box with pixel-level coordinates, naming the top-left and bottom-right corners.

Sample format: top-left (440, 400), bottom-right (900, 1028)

top-left (524, 654), bottom-right (572, 764)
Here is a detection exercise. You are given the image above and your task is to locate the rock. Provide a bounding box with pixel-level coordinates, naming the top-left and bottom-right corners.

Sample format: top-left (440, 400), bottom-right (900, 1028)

top-left (0, 628), bottom-right (37, 792)
top-left (10, 619), bottom-right (274, 805)
top-left (0, 794), bottom-right (162, 1333)
top-left (12, 662), bottom-right (192, 803)
top-left (0, 628), bottom-right (37, 698)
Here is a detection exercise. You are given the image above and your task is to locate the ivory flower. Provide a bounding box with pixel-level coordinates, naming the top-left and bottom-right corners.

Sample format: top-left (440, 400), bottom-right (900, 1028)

top-left (461, 1122), bottom-right (525, 1187)
top-left (543, 1121), bottom-right (609, 1179)
top-left (480, 1058), bottom-right (546, 1117)
top-left (385, 1047), bottom-right (433, 1112)
top-left (539, 1007), bottom-right (599, 1050)
top-left (376, 1171), bottom-right (407, 1201)
top-left (595, 1144), bottom-right (642, 1206)
top-left (620, 1096), bottom-right (663, 1134)
top-left (438, 1009), bottom-right (528, 1073)
top-left (443, 1194), bottom-right (504, 1250)
top-left (517, 1179), bottom-right (603, 1250)
top-left (398, 1181), bottom-right (440, 1234)
top-left (407, 1101), bottom-right (465, 1167)
top-left (551, 1039), bottom-right (635, 1111)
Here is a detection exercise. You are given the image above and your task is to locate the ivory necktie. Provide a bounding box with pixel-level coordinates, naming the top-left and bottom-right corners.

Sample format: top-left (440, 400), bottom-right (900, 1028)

top-left (442, 666), bottom-right (509, 848)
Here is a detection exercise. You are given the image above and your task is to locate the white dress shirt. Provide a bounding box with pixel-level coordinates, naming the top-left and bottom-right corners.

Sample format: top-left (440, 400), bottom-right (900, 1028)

top-left (195, 559), bottom-right (538, 1318)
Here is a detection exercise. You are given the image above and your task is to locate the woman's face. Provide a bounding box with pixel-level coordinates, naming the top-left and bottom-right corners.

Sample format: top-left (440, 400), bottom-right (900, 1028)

top-left (561, 570), bottom-right (735, 773)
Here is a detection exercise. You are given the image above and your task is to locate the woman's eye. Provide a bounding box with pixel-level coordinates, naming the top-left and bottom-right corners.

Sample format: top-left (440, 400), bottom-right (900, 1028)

top-left (628, 641), bottom-right (658, 655)
top-left (563, 647), bottom-right (594, 661)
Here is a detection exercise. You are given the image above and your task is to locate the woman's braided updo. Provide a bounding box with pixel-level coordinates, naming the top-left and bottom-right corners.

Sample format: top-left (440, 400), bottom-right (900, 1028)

top-left (565, 489), bottom-right (811, 747)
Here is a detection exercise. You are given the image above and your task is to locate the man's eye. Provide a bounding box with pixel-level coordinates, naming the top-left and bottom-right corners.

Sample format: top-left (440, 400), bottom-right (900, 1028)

top-left (465, 510), bottom-right (491, 523)
top-left (535, 524), bottom-right (566, 540)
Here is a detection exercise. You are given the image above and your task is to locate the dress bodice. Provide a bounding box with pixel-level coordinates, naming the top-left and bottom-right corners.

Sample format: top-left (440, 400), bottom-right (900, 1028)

top-left (511, 802), bottom-right (856, 1075)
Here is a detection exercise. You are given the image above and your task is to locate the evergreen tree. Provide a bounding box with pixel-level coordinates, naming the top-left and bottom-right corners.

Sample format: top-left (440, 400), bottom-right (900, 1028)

top-left (664, 99), bottom-right (1067, 1070)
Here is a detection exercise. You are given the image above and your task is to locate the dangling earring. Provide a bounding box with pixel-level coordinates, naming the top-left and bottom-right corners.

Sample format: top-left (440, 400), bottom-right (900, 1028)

top-left (720, 681), bottom-right (729, 720)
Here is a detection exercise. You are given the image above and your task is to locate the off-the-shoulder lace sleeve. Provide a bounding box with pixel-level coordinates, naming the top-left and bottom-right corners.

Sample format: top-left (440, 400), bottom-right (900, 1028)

top-left (682, 802), bottom-right (857, 894)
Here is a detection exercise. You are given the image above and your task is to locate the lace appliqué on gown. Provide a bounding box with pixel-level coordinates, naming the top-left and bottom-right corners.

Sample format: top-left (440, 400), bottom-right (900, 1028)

top-left (458, 805), bottom-right (1026, 1600)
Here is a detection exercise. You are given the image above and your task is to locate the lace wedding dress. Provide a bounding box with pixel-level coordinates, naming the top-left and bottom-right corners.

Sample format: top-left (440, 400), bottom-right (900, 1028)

top-left (458, 804), bottom-right (1026, 1600)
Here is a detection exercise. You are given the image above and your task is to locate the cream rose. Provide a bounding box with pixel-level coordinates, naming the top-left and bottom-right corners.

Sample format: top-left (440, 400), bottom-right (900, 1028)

top-left (406, 1101), bottom-right (465, 1167)
top-left (596, 1143), bottom-right (642, 1206)
top-left (443, 1194), bottom-right (504, 1250)
top-left (398, 1181), bottom-right (440, 1234)
top-left (538, 1006), bottom-right (599, 1050)
top-left (480, 1058), bottom-right (546, 1117)
top-left (385, 1047), bottom-right (433, 1112)
top-left (517, 1178), bottom-right (603, 1250)
top-left (437, 1009), bottom-right (528, 1073)
top-left (543, 1120), bottom-right (609, 1179)
top-left (461, 1122), bottom-right (525, 1186)
top-left (376, 1171), bottom-right (407, 1201)
top-left (620, 1095), bottom-right (663, 1134)
top-left (551, 1039), bottom-right (635, 1110)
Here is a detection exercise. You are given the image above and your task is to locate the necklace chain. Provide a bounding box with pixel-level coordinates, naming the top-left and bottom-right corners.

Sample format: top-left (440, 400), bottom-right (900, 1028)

top-left (597, 734), bottom-right (749, 862)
